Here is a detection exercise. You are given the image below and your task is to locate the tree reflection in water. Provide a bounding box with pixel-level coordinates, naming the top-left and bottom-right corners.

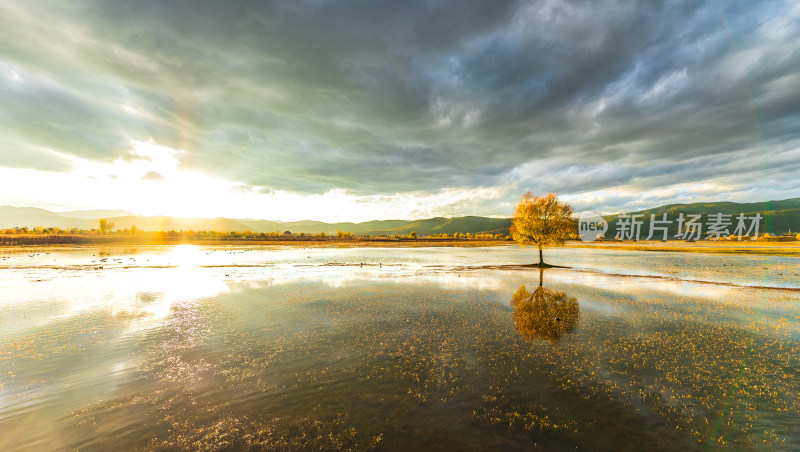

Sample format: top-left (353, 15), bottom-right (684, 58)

top-left (511, 269), bottom-right (580, 343)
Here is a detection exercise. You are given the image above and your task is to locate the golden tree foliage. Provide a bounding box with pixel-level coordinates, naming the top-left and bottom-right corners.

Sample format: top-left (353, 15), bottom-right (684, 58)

top-left (510, 284), bottom-right (580, 343)
top-left (510, 192), bottom-right (574, 265)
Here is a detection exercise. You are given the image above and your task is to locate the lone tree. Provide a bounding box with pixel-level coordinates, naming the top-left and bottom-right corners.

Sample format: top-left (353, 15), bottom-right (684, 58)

top-left (510, 192), bottom-right (574, 267)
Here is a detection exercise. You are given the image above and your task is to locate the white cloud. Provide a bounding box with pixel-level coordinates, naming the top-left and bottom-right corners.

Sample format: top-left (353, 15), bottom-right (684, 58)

top-left (0, 140), bottom-right (508, 221)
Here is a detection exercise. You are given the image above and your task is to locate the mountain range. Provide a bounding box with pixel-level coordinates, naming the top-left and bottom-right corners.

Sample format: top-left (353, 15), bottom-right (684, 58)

top-left (0, 206), bottom-right (510, 236)
top-left (1, 197), bottom-right (799, 236)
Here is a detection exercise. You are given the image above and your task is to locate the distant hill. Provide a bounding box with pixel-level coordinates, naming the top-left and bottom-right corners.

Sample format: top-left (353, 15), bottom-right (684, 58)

top-left (2, 197), bottom-right (799, 236)
top-left (0, 205), bottom-right (509, 236)
top-left (102, 215), bottom-right (284, 233)
top-left (272, 219), bottom-right (411, 235)
top-left (365, 216), bottom-right (511, 236)
top-left (56, 209), bottom-right (135, 219)
top-left (0, 206), bottom-right (86, 229)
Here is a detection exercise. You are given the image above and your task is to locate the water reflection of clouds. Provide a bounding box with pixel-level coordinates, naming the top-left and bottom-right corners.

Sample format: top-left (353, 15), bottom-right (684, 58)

top-left (1, 258), bottom-right (511, 340)
top-left (4, 245), bottom-right (799, 340)
top-left (543, 269), bottom-right (741, 303)
top-left (121, 267), bottom-right (229, 335)
top-left (538, 269), bottom-right (800, 338)
top-left (0, 265), bottom-right (229, 337)
top-left (226, 263), bottom-right (509, 292)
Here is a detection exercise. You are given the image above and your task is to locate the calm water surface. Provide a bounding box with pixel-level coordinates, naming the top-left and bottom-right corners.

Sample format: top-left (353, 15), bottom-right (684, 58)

top-left (1, 245), bottom-right (799, 450)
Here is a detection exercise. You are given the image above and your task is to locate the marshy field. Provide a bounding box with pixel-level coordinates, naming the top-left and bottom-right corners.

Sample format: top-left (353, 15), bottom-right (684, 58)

top-left (1, 244), bottom-right (798, 450)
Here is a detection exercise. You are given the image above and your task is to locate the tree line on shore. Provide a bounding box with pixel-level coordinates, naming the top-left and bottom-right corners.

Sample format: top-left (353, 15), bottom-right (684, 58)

top-left (0, 219), bottom-right (512, 243)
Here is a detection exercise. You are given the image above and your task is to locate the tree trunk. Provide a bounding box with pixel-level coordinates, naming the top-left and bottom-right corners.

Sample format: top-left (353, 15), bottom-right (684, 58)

top-left (538, 247), bottom-right (543, 266)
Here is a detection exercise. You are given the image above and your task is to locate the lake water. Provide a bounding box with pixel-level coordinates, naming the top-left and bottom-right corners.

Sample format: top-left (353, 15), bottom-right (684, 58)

top-left (1, 245), bottom-right (799, 450)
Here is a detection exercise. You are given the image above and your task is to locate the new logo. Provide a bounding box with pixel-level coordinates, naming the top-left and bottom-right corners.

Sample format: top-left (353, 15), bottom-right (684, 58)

top-left (578, 211), bottom-right (608, 242)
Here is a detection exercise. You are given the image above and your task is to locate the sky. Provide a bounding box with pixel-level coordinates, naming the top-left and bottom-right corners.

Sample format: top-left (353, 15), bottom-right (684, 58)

top-left (1, 0), bottom-right (800, 222)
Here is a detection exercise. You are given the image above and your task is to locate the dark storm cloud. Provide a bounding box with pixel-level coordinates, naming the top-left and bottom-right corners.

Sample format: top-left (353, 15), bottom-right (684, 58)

top-left (1, 0), bottom-right (799, 213)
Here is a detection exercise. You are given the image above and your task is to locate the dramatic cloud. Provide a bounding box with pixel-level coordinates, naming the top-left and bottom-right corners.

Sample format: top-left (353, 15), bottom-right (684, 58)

top-left (1, 0), bottom-right (799, 219)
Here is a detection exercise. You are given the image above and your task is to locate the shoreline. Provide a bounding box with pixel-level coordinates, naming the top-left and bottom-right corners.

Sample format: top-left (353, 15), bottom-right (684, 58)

top-left (2, 235), bottom-right (799, 255)
top-left (0, 235), bottom-right (512, 248)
